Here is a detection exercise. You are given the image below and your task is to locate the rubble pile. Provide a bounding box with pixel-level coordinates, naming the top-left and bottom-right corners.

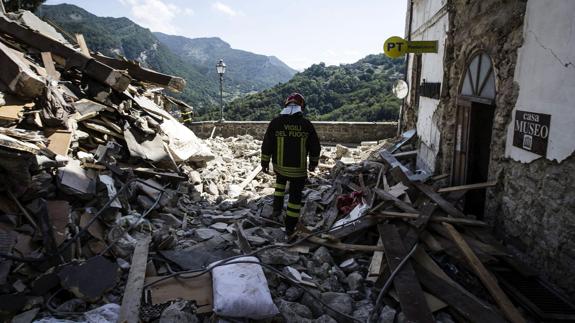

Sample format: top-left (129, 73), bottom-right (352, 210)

top-left (0, 8), bottom-right (563, 323)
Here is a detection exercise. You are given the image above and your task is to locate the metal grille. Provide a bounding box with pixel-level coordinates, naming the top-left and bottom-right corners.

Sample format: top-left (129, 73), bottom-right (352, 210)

top-left (419, 81), bottom-right (441, 99)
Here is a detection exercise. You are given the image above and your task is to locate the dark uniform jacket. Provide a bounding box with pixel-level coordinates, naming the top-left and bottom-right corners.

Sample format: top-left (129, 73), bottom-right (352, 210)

top-left (261, 113), bottom-right (321, 178)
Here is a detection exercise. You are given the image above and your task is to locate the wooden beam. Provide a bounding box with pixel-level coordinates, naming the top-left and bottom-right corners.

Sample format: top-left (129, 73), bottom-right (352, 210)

top-left (431, 223), bottom-right (507, 256)
top-left (442, 223), bottom-right (525, 323)
top-left (414, 263), bottom-right (506, 323)
top-left (392, 150), bottom-right (418, 158)
top-left (430, 173), bottom-right (449, 181)
top-left (374, 188), bottom-right (418, 213)
top-left (239, 165), bottom-right (262, 191)
top-left (119, 235), bottom-right (151, 323)
top-left (366, 238), bottom-right (385, 282)
top-left (40, 52), bottom-right (59, 80)
top-left (308, 236), bottom-right (384, 252)
top-left (93, 53), bottom-right (185, 91)
top-left (379, 224), bottom-right (434, 323)
top-left (0, 16), bottom-right (131, 92)
top-left (375, 211), bottom-right (488, 227)
top-left (379, 150), bottom-right (414, 175)
top-left (0, 41), bottom-right (45, 98)
top-left (437, 181), bottom-right (497, 193)
top-left (413, 182), bottom-right (466, 218)
top-left (75, 34), bottom-right (91, 57)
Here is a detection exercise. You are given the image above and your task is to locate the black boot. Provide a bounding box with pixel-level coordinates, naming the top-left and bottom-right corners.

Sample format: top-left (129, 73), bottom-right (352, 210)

top-left (285, 216), bottom-right (299, 236)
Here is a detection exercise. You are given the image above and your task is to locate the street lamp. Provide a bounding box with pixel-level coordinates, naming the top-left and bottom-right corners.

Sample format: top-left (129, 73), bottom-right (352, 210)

top-left (216, 59), bottom-right (226, 122)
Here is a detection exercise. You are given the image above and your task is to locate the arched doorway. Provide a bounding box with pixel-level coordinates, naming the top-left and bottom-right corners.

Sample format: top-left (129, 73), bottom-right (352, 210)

top-left (452, 53), bottom-right (496, 218)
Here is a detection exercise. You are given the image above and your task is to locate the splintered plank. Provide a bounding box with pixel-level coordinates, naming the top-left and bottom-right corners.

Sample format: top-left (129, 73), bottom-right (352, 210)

top-left (378, 224), bottom-right (434, 323)
top-left (442, 223), bottom-right (525, 323)
top-left (413, 181), bottom-right (466, 218)
top-left (119, 235), bottom-right (151, 323)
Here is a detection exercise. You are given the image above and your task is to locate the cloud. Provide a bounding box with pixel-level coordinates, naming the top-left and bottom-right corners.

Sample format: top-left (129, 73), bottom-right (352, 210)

top-left (119, 0), bottom-right (192, 34)
top-left (183, 8), bottom-right (195, 16)
top-left (212, 2), bottom-right (241, 17)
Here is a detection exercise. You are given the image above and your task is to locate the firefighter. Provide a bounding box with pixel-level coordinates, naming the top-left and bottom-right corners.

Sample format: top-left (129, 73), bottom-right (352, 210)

top-left (261, 93), bottom-right (321, 236)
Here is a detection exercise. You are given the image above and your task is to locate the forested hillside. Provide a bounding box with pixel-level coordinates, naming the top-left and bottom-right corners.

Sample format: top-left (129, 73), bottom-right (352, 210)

top-left (36, 4), bottom-right (296, 111)
top-left (155, 33), bottom-right (296, 97)
top-left (218, 54), bottom-right (405, 122)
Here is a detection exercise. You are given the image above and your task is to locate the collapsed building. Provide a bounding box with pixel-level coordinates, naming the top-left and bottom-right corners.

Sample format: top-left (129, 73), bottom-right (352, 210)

top-left (1, 2), bottom-right (575, 323)
top-left (402, 0), bottom-right (575, 309)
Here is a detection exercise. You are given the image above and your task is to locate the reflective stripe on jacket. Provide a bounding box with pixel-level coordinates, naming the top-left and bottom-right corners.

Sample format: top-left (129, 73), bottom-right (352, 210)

top-left (261, 113), bottom-right (320, 178)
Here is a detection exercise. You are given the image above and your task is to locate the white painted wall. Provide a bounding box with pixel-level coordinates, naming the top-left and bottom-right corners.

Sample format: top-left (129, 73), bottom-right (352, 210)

top-left (410, 1), bottom-right (449, 173)
top-left (417, 96), bottom-right (442, 172)
top-left (412, 0), bottom-right (448, 32)
top-left (505, 0), bottom-right (575, 163)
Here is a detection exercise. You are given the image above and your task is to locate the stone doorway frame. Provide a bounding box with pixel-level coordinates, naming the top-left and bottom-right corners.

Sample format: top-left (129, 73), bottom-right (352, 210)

top-left (452, 52), bottom-right (497, 217)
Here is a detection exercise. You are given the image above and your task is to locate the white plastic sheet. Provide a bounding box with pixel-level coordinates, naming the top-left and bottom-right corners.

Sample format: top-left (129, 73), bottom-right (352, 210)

top-left (210, 256), bottom-right (279, 319)
top-left (332, 201), bottom-right (369, 229)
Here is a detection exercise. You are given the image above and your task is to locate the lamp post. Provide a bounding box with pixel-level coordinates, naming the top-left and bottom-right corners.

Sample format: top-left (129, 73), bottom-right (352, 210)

top-left (216, 59), bottom-right (226, 122)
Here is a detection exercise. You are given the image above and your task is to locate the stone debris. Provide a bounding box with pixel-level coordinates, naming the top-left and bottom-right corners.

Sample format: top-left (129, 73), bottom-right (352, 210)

top-left (0, 7), bottom-right (573, 323)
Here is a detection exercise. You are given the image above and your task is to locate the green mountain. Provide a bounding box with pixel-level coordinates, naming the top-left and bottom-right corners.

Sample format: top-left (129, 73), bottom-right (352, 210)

top-left (35, 4), bottom-right (296, 112)
top-left (221, 54), bottom-right (405, 122)
top-left (154, 33), bottom-right (297, 97)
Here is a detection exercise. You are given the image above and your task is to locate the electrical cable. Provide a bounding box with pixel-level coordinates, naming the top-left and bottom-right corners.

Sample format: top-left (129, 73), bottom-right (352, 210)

top-left (98, 189), bottom-right (164, 256)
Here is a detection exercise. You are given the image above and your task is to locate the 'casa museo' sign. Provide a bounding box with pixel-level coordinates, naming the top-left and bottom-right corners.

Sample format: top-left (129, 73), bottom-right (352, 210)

top-left (512, 110), bottom-right (551, 156)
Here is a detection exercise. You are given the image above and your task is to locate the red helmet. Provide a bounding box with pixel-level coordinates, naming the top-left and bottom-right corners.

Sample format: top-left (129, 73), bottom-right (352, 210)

top-left (284, 92), bottom-right (305, 109)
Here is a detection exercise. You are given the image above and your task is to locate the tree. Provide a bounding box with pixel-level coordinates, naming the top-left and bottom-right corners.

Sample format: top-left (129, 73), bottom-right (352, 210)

top-left (4, 0), bottom-right (46, 12)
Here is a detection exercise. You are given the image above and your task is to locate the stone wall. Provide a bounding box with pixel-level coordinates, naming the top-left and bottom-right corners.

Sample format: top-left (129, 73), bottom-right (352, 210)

top-left (189, 121), bottom-right (398, 144)
top-left (491, 154), bottom-right (575, 297)
top-left (416, 0), bottom-right (575, 298)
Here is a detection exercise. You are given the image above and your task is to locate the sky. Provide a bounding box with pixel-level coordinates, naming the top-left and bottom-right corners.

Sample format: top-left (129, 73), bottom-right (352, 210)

top-left (45, 0), bottom-right (407, 70)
